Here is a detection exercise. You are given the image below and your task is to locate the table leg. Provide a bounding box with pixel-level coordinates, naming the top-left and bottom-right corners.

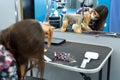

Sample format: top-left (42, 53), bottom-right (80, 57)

top-left (79, 73), bottom-right (91, 80)
top-left (99, 69), bottom-right (103, 80)
top-left (79, 56), bottom-right (111, 80)
top-left (107, 56), bottom-right (111, 80)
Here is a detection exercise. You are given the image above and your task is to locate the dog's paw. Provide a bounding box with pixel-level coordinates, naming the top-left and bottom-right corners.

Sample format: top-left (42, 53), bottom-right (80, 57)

top-left (60, 27), bottom-right (67, 32)
top-left (73, 24), bottom-right (82, 34)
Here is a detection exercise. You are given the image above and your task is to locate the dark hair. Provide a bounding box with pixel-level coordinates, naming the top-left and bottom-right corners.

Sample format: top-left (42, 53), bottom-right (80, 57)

top-left (89, 5), bottom-right (108, 31)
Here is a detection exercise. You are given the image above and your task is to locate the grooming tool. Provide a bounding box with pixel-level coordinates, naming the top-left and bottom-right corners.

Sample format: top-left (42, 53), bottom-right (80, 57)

top-left (80, 52), bottom-right (99, 68)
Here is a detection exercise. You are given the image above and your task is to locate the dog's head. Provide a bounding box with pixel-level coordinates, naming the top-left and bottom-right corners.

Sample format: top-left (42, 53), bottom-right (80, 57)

top-left (88, 8), bottom-right (100, 20)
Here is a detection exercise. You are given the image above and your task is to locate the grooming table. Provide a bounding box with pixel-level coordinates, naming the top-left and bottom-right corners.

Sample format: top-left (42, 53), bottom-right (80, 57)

top-left (45, 41), bottom-right (113, 80)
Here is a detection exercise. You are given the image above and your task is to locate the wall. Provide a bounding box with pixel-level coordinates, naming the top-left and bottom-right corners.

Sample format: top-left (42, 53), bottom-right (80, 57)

top-left (35, 0), bottom-right (52, 22)
top-left (0, 0), bottom-right (21, 30)
top-left (97, 0), bottom-right (111, 32)
top-left (109, 0), bottom-right (120, 33)
top-left (34, 0), bottom-right (47, 22)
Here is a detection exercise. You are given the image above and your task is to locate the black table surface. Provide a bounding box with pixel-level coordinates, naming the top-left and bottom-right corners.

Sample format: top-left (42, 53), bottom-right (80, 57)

top-left (45, 41), bottom-right (112, 69)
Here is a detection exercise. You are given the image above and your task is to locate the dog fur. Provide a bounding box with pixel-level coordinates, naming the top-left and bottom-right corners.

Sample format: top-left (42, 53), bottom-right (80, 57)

top-left (60, 8), bottom-right (100, 33)
top-left (0, 19), bottom-right (46, 80)
top-left (42, 22), bottom-right (55, 47)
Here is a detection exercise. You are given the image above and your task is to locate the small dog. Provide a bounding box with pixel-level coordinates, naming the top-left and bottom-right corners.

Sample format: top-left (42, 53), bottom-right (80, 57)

top-left (60, 8), bottom-right (100, 33)
top-left (0, 19), bottom-right (54, 80)
top-left (42, 22), bottom-right (55, 47)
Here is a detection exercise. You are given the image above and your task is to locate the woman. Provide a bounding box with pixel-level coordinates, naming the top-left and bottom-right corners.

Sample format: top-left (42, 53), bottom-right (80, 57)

top-left (89, 5), bottom-right (108, 31)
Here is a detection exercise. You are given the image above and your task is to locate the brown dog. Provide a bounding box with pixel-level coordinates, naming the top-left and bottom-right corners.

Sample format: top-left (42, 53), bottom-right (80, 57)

top-left (0, 19), bottom-right (47, 80)
top-left (42, 22), bottom-right (55, 47)
top-left (60, 8), bottom-right (100, 33)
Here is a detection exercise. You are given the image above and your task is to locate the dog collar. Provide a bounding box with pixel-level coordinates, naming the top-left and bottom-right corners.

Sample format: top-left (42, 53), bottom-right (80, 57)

top-left (80, 23), bottom-right (85, 27)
